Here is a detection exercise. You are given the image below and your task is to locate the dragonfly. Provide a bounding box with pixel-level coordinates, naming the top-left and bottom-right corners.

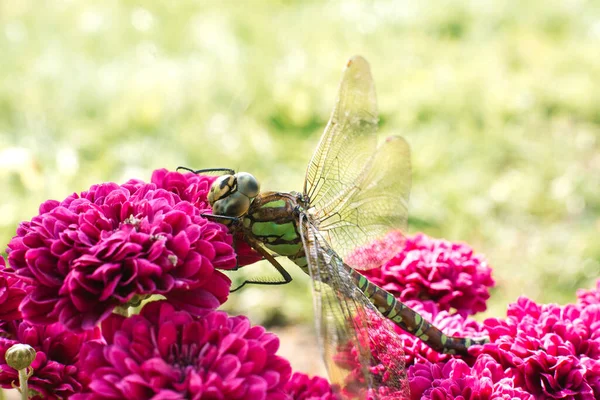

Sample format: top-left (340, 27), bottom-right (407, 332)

top-left (181, 56), bottom-right (488, 399)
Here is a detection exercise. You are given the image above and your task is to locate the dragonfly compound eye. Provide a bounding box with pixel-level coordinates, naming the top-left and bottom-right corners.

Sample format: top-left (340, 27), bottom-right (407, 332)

top-left (235, 172), bottom-right (260, 199)
top-left (208, 175), bottom-right (236, 206)
top-left (212, 190), bottom-right (251, 217)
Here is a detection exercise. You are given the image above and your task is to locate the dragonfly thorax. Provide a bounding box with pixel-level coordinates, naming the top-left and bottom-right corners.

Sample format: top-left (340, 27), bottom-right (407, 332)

top-left (208, 172), bottom-right (260, 218)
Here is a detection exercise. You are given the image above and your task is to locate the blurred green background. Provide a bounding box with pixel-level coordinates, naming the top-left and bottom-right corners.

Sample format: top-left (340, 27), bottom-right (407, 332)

top-left (1, 0), bottom-right (599, 376)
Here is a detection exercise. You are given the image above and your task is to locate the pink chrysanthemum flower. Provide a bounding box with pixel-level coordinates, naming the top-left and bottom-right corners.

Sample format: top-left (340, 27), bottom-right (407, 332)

top-left (577, 279), bottom-right (600, 307)
top-left (0, 320), bottom-right (101, 399)
top-left (150, 168), bottom-right (215, 212)
top-left (284, 372), bottom-right (337, 400)
top-left (358, 232), bottom-right (494, 317)
top-left (407, 357), bottom-right (534, 400)
top-left (481, 297), bottom-right (600, 399)
top-left (0, 256), bottom-right (26, 321)
top-left (73, 301), bottom-right (292, 400)
top-left (5, 170), bottom-right (237, 331)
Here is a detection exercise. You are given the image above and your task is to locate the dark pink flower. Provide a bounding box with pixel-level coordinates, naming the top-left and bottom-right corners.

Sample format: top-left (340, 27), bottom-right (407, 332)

top-left (580, 356), bottom-right (600, 398)
top-left (150, 168), bottom-right (215, 212)
top-left (407, 357), bottom-right (534, 400)
top-left (481, 297), bottom-right (600, 399)
top-left (0, 320), bottom-right (101, 399)
top-left (358, 232), bottom-right (494, 317)
top-left (577, 280), bottom-right (600, 307)
top-left (0, 256), bottom-right (26, 321)
top-left (402, 292), bottom-right (600, 400)
top-left (284, 372), bottom-right (337, 400)
top-left (73, 301), bottom-right (292, 400)
top-left (6, 172), bottom-right (237, 331)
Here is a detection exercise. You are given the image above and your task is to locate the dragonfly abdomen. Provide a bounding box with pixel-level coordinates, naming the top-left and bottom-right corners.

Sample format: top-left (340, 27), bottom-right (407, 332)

top-left (348, 264), bottom-right (489, 357)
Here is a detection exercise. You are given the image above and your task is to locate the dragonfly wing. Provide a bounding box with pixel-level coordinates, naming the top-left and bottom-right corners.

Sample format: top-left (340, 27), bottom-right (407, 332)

top-left (314, 136), bottom-right (411, 270)
top-left (303, 56), bottom-right (411, 270)
top-left (304, 56), bottom-right (379, 208)
top-left (299, 214), bottom-right (410, 399)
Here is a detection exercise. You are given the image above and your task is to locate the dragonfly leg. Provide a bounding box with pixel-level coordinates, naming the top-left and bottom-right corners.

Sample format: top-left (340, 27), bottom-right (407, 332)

top-left (197, 214), bottom-right (293, 292)
top-left (200, 213), bottom-right (240, 224)
top-left (231, 240), bottom-right (293, 292)
top-left (176, 167), bottom-right (236, 175)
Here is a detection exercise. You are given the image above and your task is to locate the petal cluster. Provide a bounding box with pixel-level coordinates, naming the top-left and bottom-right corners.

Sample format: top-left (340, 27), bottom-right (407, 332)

top-left (407, 357), bottom-right (534, 400)
top-left (402, 286), bottom-right (600, 400)
top-left (577, 280), bottom-right (600, 307)
top-left (150, 168), bottom-right (215, 212)
top-left (480, 297), bottom-right (600, 399)
top-left (5, 170), bottom-right (236, 331)
top-left (284, 372), bottom-right (338, 400)
top-left (360, 232), bottom-right (494, 317)
top-left (397, 285), bottom-right (600, 400)
top-left (0, 319), bottom-right (101, 399)
top-left (0, 256), bottom-right (25, 321)
top-left (73, 301), bottom-right (292, 400)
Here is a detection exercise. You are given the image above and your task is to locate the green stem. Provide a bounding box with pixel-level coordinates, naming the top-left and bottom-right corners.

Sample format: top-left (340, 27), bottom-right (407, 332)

top-left (18, 369), bottom-right (28, 400)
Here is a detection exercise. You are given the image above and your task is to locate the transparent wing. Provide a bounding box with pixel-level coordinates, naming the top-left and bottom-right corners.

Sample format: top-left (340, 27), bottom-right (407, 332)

top-left (299, 214), bottom-right (410, 400)
top-left (304, 55), bottom-right (379, 210)
top-left (313, 136), bottom-right (411, 270)
top-left (303, 56), bottom-right (411, 269)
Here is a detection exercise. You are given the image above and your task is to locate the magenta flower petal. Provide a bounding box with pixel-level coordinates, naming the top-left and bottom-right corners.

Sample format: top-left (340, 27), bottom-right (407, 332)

top-left (73, 301), bottom-right (292, 400)
top-left (407, 358), bottom-right (534, 400)
top-left (481, 296), bottom-right (600, 399)
top-left (5, 171), bottom-right (237, 331)
top-left (577, 280), bottom-right (600, 307)
top-left (284, 372), bottom-right (337, 400)
top-left (150, 168), bottom-right (216, 212)
top-left (356, 232), bottom-right (495, 317)
top-left (0, 256), bottom-right (26, 321)
top-left (0, 320), bottom-right (101, 399)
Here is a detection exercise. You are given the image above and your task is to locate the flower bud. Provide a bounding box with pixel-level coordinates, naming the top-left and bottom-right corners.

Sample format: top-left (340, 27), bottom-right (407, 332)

top-left (5, 343), bottom-right (36, 370)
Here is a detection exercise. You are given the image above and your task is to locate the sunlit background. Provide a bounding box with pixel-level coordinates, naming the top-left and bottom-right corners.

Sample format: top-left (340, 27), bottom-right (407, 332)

top-left (1, 0), bottom-right (599, 381)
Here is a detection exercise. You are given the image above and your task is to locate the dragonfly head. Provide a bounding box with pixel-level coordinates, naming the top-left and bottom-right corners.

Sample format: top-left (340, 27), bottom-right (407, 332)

top-left (208, 172), bottom-right (260, 217)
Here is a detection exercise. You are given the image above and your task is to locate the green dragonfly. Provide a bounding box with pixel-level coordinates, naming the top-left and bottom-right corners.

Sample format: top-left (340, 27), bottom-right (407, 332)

top-left (182, 56), bottom-right (488, 398)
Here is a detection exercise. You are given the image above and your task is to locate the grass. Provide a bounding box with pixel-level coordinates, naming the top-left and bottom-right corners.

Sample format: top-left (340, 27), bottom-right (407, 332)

top-left (1, 0), bottom-right (599, 374)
